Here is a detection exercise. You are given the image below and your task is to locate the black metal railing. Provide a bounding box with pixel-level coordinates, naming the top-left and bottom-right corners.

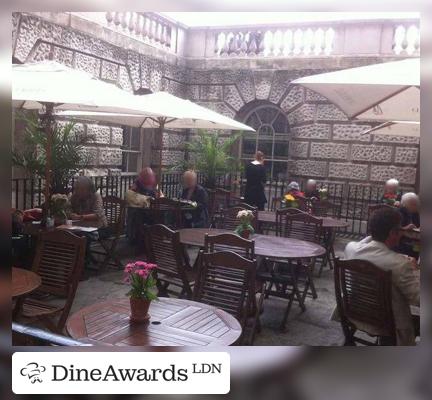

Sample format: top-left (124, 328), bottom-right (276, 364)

top-left (12, 172), bottom-right (395, 237)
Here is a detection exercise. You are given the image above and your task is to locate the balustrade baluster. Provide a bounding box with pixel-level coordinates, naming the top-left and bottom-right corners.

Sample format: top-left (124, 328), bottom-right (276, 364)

top-left (105, 12), bottom-right (114, 25)
top-left (113, 12), bottom-right (121, 27)
top-left (128, 12), bottom-right (135, 34)
top-left (121, 12), bottom-right (128, 30)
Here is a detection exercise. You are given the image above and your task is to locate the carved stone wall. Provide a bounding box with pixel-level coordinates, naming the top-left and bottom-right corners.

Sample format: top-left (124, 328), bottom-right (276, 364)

top-left (12, 12), bottom-right (419, 189)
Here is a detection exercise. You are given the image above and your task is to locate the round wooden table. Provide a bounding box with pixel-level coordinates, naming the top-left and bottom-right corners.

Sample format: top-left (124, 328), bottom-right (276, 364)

top-left (257, 211), bottom-right (349, 229)
top-left (67, 297), bottom-right (242, 346)
top-left (12, 267), bottom-right (41, 298)
top-left (179, 228), bottom-right (326, 259)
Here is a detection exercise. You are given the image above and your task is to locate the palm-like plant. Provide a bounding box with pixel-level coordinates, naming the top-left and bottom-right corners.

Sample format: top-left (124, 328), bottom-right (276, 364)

top-left (13, 112), bottom-right (91, 194)
top-left (181, 130), bottom-right (242, 188)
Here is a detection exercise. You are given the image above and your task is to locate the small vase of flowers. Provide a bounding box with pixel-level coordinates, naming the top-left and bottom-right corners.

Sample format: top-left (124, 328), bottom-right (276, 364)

top-left (234, 210), bottom-right (255, 239)
top-left (124, 261), bottom-right (158, 323)
top-left (50, 193), bottom-right (69, 225)
top-left (318, 188), bottom-right (328, 201)
top-left (282, 194), bottom-right (299, 209)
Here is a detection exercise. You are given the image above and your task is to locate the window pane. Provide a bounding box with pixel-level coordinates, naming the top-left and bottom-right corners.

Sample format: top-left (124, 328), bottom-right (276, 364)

top-left (257, 107), bottom-right (278, 124)
top-left (242, 138), bottom-right (256, 155)
top-left (130, 128), bottom-right (141, 150)
top-left (273, 113), bottom-right (288, 133)
top-left (273, 142), bottom-right (289, 158)
top-left (245, 113), bottom-right (261, 130)
top-left (257, 141), bottom-right (273, 158)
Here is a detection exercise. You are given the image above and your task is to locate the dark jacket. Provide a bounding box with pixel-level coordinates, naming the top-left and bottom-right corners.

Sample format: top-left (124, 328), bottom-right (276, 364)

top-left (180, 185), bottom-right (209, 228)
top-left (399, 207), bottom-right (420, 228)
top-left (244, 162), bottom-right (267, 209)
top-left (133, 180), bottom-right (157, 197)
top-left (305, 189), bottom-right (320, 199)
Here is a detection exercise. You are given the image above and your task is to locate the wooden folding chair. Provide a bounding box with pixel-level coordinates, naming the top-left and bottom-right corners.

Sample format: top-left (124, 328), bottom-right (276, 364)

top-left (194, 250), bottom-right (257, 345)
top-left (218, 205), bottom-right (258, 231)
top-left (334, 258), bottom-right (396, 345)
top-left (144, 224), bottom-right (195, 298)
top-left (20, 230), bottom-right (86, 333)
top-left (149, 197), bottom-right (183, 229)
top-left (259, 210), bottom-right (323, 330)
top-left (93, 195), bottom-right (126, 271)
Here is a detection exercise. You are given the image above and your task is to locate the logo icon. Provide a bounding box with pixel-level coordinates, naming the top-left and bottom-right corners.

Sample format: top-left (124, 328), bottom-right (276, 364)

top-left (20, 362), bottom-right (46, 383)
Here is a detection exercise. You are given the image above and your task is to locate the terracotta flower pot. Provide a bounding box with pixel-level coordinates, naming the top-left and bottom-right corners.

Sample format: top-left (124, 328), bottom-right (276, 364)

top-left (129, 297), bottom-right (151, 322)
top-left (240, 229), bottom-right (250, 239)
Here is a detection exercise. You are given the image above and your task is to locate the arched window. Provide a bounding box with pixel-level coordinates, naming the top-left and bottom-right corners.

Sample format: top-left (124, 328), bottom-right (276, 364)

top-left (240, 103), bottom-right (290, 180)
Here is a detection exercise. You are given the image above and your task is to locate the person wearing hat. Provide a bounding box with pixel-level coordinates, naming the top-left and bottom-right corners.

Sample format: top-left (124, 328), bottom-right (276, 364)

top-left (286, 181), bottom-right (305, 200)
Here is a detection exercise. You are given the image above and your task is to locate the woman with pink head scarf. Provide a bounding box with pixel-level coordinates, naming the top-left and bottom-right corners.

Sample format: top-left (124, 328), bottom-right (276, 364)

top-left (131, 167), bottom-right (162, 198)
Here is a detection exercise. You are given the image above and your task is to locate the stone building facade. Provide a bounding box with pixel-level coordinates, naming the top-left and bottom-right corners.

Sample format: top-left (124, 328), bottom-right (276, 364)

top-left (12, 12), bottom-right (420, 190)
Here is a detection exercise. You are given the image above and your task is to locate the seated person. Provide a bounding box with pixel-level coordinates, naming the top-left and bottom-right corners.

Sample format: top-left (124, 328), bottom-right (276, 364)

top-left (180, 170), bottom-right (209, 228)
top-left (398, 192), bottom-right (420, 259)
top-left (68, 176), bottom-right (107, 228)
top-left (68, 176), bottom-right (108, 267)
top-left (344, 207), bottom-right (419, 345)
top-left (131, 167), bottom-right (163, 198)
top-left (400, 192), bottom-right (420, 229)
top-left (381, 178), bottom-right (402, 207)
top-left (304, 179), bottom-right (320, 200)
top-left (286, 181), bottom-right (304, 200)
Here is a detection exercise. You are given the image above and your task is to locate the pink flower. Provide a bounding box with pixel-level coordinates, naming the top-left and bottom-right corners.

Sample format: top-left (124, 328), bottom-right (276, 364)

top-left (136, 269), bottom-right (149, 279)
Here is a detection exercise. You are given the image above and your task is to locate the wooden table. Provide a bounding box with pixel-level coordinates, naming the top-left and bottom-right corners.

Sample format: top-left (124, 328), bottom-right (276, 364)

top-left (23, 220), bottom-right (100, 236)
top-left (179, 228), bottom-right (326, 260)
top-left (12, 267), bottom-right (41, 319)
top-left (12, 267), bottom-right (41, 298)
top-left (257, 210), bottom-right (349, 229)
top-left (67, 297), bottom-right (242, 346)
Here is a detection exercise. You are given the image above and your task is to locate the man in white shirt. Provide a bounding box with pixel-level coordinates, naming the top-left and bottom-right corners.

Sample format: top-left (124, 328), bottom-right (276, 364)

top-left (344, 207), bottom-right (420, 345)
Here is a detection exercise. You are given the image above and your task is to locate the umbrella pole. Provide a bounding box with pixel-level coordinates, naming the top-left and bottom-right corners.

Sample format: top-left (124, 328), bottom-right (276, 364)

top-left (41, 103), bottom-right (54, 224)
top-left (157, 119), bottom-right (165, 193)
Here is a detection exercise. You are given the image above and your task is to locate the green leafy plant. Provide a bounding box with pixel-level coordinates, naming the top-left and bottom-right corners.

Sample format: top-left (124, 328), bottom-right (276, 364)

top-left (13, 112), bottom-right (91, 194)
top-left (176, 130), bottom-right (242, 188)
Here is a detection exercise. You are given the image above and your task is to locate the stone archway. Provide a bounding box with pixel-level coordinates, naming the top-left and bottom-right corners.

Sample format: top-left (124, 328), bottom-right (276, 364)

top-left (237, 100), bottom-right (290, 180)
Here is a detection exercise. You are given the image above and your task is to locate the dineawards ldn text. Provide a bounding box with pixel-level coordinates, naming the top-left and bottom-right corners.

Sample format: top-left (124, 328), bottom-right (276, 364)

top-left (52, 364), bottom-right (192, 382)
top-left (52, 363), bottom-right (222, 382)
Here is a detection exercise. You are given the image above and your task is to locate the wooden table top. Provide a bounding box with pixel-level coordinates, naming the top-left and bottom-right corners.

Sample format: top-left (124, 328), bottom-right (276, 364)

top-left (23, 220), bottom-right (101, 236)
top-left (179, 228), bottom-right (326, 259)
top-left (66, 297), bottom-right (242, 346)
top-left (257, 210), bottom-right (349, 229)
top-left (12, 267), bottom-right (41, 298)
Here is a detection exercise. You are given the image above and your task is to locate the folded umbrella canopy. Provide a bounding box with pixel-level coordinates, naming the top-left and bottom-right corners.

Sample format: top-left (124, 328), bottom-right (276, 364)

top-left (292, 58), bottom-right (420, 121)
top-left (55, 91), bottom-right (255, 178)
top-left (362, 121), bottom-right (420, 137)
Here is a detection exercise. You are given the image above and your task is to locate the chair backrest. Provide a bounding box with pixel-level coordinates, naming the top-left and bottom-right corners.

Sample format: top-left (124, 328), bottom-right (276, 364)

top-left (275, 208), bottom-right (306, 235)
top-left (204, 233), bottom-right (255, 260)
top-left (277, 210), bottom-right (323, 243)
top-left (102, 195), bottom-right (126, 233)
top-left (334, 258), bottom-right (396, 340)
top-left (194, 250), bottom-right (255, 324)
top-left (311, 199), bottom-right (341, 218)
top-left (149, 198), bottom-right (182, 228)
top-left (219, 206), bottom-right (258, 231)
top-left (32, 230), bottom-right (86, 297)
top-left (144, 224), bottom-right (189, 284)
top-left (367, 204), bottom-right (395, 233)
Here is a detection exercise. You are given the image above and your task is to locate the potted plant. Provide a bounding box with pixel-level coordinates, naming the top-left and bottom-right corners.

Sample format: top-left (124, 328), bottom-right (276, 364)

top-left (124, 261), bottom-right (158, 322)
top-left (234, 209), bottom-right (255, 239)
top-left (177, 130), bottom-right (242, 189)
top-left (282, 193), bottom-right (299, 209)
top-left (49, 193), bottom-right (69, 225)
top-left (13, 112), bottom-right (92, 194)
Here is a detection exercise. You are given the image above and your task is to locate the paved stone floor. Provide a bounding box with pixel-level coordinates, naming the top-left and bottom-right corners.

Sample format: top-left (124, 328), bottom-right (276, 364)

top-left (70, 236), bottom-right (353, 346)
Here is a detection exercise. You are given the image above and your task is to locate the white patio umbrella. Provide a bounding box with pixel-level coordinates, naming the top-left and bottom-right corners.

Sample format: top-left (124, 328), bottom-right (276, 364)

top-left (12, 61), bottom-right (166, 213)
top-left (362, 121), bottom-right (420, 137)
top-left (292, 58), bottom-right (420, 121)
top-left (55, 91), bottom-right (255, 179)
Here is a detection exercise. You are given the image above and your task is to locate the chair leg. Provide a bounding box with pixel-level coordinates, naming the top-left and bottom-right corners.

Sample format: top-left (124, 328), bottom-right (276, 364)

top-left (280, 290), bottom-right (295, 332)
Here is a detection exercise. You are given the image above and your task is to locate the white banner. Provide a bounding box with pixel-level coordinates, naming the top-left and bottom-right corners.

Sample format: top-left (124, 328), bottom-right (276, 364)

top-left (12, 352), bottom-right (230, 394)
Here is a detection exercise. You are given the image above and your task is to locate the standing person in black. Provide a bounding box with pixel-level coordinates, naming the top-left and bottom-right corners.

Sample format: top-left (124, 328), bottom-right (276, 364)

top-left (244, 151), bottom-right (267, 211)
top-left (180, 170), bottom-right (209, 228)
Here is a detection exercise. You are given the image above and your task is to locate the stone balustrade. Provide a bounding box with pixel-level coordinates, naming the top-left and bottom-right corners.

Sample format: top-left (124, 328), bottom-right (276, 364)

top-left (104, 12), bottom-right (177, 52)
top-left (208, 21), bottom-right (420, 58)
